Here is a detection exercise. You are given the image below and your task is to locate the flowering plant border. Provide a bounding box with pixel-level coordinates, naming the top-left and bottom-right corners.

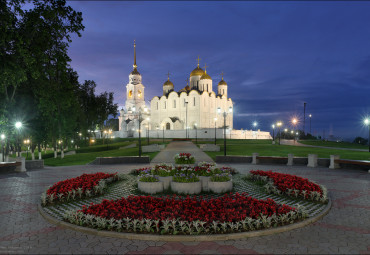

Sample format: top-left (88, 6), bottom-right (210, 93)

top-left (41, 172), bottom-right (121, 206)
top-left (247, 170), bottom-right (328, 203)
top-left (63, 193), bottom-right (308, 235)
top-left (174, 153), bottom-right (195, 164)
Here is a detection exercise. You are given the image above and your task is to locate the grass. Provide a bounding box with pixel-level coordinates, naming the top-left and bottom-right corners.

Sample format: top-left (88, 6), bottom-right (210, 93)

top-left (44, 147), bottom-right (160, 166)
top-left (204, 143), bottom-right (370, 161)
top-left (298, 140), bottom-right (368, 150)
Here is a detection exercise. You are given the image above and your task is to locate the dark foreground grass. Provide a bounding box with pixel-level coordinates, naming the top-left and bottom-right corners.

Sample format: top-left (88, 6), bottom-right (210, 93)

top-left (205, 143), bottom-right (370, 161)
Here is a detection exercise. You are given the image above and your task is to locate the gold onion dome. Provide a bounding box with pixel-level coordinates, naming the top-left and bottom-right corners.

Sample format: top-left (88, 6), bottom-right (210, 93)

top-left (163, 79), bottom-right (174, 87)
top-left (164, 72), bottom-right (174, 87)
top-left (200, 64), bottom-right (211, 80)
top-left (190, 66), bottom-right (204, 77)
top-left (131, 68), bottom-right (140, 75)
top-left (218, 79), bottom-right (227, 86)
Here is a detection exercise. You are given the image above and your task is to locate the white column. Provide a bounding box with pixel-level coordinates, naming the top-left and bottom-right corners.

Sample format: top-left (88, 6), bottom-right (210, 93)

top-left (329, 155), bottom-right (340, 169)
top-left (252, 153), bottom-right (259, 165)
top-left (307, 154), bottom-right (318, 168)
top-left (287, 154), bottom-right (294, 166)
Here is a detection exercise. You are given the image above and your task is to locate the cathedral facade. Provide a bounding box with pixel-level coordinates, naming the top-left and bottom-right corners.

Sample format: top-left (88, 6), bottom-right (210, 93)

top-left (118, 42), bottom-right (271, 140)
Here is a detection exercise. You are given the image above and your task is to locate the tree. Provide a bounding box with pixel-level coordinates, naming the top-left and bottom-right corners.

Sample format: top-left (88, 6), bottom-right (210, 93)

top-left (353, 137), bottom-right (368, 145)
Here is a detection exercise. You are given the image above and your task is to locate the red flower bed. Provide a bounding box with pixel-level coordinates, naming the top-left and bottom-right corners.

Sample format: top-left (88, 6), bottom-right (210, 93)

top-left (47, 172), bottom-right (117, 197)
top-left (250, 170), bottom-right (322, 197)
top-left (80, 193), bottom-right (295, 223)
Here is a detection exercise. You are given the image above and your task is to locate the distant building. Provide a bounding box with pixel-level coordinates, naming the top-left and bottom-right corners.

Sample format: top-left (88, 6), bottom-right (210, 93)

top-left (117, 42), bottom-right (271, 140)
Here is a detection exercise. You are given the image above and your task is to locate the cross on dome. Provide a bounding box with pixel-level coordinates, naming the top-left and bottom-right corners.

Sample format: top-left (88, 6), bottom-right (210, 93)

top-left (196, 56), bottom-right (201, 67)
top-left (204, 64), bottom-right (208, 73)
top-left (221, 71), bottom-right (224, 80)
top-left (167, 71), bottom-right (170, 80)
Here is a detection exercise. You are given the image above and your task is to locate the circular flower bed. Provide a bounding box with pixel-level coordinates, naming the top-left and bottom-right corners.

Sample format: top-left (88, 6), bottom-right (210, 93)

top-left (247, 170), bottom-right (328, 203)
top-left (63, 193), bottom-right (308, 235)
top-left (41, 166), bottom-right (329, 238)
top-left (41, 172), bottom-right (120, 206)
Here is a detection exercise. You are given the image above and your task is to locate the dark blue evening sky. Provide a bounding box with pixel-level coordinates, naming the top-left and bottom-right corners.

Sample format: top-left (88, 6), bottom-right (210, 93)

top-left (67, 1), bottom-right (370, 140)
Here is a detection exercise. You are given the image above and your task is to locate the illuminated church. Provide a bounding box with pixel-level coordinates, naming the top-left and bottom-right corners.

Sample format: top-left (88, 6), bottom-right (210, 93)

top-left (118, 42), bottom-right (270, 140)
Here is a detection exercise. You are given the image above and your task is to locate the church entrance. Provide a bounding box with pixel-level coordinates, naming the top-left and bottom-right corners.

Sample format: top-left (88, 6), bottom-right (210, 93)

top-left (166, 123), bottom-right (171, 130)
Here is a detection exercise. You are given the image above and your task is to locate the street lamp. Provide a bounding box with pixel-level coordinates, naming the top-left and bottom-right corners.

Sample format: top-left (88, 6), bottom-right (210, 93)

top-left (292, 118), bottom-right (298, 141)
top-left (146, 117), bottom-right (150, 145)
top-left (309, 114), bottom-right (312, 135)
top-left (24, 139), bottom-right (30, 159)
top-left (162, 124), bottom-right (165, 143)
top-left (217, 107), bottom-right (233, 156)
top-left (15, 121), bottom-right (22, 157)
top-left (194, 123), bottom-right (198, 144)
top-left (253, 121), bottom-right (257, 130)
top-left (277, 122), bottom-right (282, 145)
top-left (364, 118), bottom-right (370, 152)
top-left (271, 124), bottom-right (275, 142)
top-left (1, 134), bottom-right (5, 162)
top-left (214, 117), bottom-right (217, 145)
top-left (185, 101), bottom-right (188, 139)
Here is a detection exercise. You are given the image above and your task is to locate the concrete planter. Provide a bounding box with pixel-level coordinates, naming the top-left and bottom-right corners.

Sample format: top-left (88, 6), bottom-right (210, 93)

top-left (138, 181), bottom-right (163, 194)
top-left (158, 176), bottom-right (173, 190)
top-left (208, 180), bottom-right (233, 193)
top-left (171, 181), bottom-right (201, 195)
top-left (198, 176), bottom-right (211, 192)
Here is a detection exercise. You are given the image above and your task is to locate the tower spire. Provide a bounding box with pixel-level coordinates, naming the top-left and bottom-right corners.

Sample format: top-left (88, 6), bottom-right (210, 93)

top-left (167, 71), bottom-right (170, 81)
top-left (133, 40), bottom-right (137, 69)
top-left (221, 71), bottom-right (224, 80)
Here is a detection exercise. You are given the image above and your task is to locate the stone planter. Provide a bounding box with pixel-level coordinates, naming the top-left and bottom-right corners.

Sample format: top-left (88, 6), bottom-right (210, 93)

top-left (138, 181), bottom-right (163, 194)
top-left (158, 176), bottom-right (173, 190)
top-left (208, 180), bottom-right (233, 193)
top-left (198, 176), bottom-right (211, 192)
top-left (171, 181), bottom-right (201, 195)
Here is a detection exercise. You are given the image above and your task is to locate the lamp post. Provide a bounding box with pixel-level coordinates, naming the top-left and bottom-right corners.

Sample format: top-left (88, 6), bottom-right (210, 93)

top-left (162, 124), bottom-right (164, 143)
top-left (364, 118), bottom-right (370, 152)
top-left (1, 134), bottom-right (5, 162)
top-left (253, 121), bottom-right (258, 139)
top-left (133, 106), bottom-right (147, 157)
top-left (309, 114), bottom-right (312, 135)
top-left (214, 117), bottom-right (217, 145)
top-left (15, 121), bottom-right (22, 157)
top-left (146, 117), bottom-right (150, 145)
top-left (24, 139), bottom-right (30, 159)
top-left (271, 124), bottom-right (275, 142)
top-left (277, 122), bottom-right (282, 145)
top-left (292, 118), bottom-right (298, 141)
top-left (185, 101), bottom-right (188, 139)
top-left (194, 123), bottom-right (198, 144)
top-left (218, 107), bottom-right (233, 156)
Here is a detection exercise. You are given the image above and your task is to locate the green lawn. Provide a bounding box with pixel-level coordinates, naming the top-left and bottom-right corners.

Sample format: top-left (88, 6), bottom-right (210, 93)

top-left (44, 147), bottom-right (159, 166)
top-left (204, 143), bottom-right (370, 161)
top-left (298, 140), bottom-right (368, 150)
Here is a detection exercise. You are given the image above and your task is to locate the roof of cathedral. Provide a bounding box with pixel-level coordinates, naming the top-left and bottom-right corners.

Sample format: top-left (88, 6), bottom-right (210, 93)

top-left (190, 66), bottom-right (204, 77)
top-left (163, 80), bottom-right (174, 86)
top-left (200, 64), bottom-right (211, 80)
top-left (218, 78), bottom-right (227, 86)
top-left (131, 68), bottom-right (140, 75)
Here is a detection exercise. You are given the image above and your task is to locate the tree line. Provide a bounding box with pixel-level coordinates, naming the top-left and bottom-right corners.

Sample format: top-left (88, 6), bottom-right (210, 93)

top-left (0, 0), bottom-right (117, 158)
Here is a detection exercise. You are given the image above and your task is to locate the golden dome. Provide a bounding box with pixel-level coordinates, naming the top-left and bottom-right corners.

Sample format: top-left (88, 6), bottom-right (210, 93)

top-left (131, 68), bottom-right (140, 75)
top-left (200, 72), bottom-right (211, 80)
top-left (163, 80), bottom-right (174, 87)
top-left (190, 66), bottom-right (204, 77)
top-left (218, 79), bottom-right (227, 86)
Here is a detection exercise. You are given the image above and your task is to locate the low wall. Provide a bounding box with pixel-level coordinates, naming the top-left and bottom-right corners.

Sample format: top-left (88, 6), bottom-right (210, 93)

top-left (318, 158), bottom-right (330, 167)
top-left (216, 156), bottom-right (252, 163)
top-left (25, 160), bottom-right (44, 170)
top-left (90, 156), bottom-right (150, 165)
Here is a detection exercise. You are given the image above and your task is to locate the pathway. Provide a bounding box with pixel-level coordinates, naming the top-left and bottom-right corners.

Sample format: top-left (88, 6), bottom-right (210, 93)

top-left (0, 163), bottom-right (369, 254)
top-left (151, 141), bottom-right (213, 164)
top-left (281, 139), bottom-right (368, 152)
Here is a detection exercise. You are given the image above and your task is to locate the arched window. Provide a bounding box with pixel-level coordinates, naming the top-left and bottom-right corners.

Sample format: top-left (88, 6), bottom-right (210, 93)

top-left (173, 100), bottom-right (176, 108)
top-left (193, 97), bottom-right (196, 106)
top-left (207, 84), bottom-right (208, 91)
top-left (164, 101), bottom-right (166, 109)
top-left (166, 123), bottom-right (170, 130)
top-left (156, 102), bottom-right (158, 110)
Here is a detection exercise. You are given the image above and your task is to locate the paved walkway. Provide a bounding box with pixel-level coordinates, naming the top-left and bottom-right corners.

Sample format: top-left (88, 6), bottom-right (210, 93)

top-left (151, 141), bottom-right (213, 164)
top-left (0, 163), bottom-right (369, 254)
top-left (281, 139), bottom-right (368, 152)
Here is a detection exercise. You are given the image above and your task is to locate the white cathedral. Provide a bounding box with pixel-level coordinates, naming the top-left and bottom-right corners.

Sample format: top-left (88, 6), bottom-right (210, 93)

top-left (117, 42), bottom-right (271, 140)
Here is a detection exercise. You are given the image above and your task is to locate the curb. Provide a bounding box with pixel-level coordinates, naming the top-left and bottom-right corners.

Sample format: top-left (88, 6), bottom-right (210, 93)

top-left (38, 199), bottom-right (331, 241)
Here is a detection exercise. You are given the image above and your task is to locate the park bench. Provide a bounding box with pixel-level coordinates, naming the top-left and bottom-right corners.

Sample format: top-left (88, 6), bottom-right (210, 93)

top-left (0, 161), bottom-right (22, 172)
top-left (334, 159), bottom-right (370, 171)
